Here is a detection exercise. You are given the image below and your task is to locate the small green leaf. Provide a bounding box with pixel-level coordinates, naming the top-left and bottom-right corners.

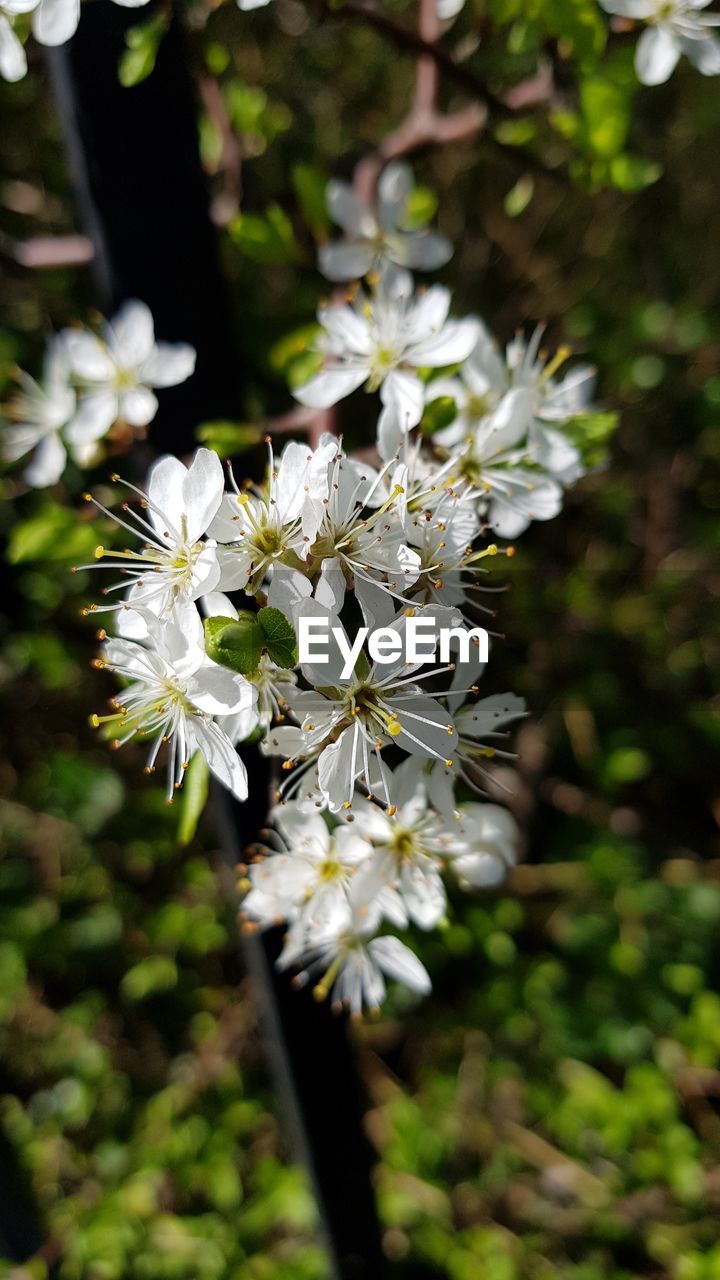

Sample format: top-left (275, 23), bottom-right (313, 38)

top-left (229, 203), bottom-right (298, 264)
top-left (609, 153), bottom-right (662, 192)
top-left (118, 13), bottom-right (168, 87)
top-left (121, 956), bottom-right (178, 1002)
top-left (8, 504), bottom-right (99, 565)
top-left (292, 164), bottom-right (330, 237)
top-left (402, 185), bottom-right (438, 230)
top-left (421, 396), bottom-right (458, 436)
top-left (504, 175), bottom-right (534, 218)
top-left (177, 752), bottom-right (209, 847)
top-left (204, 614), bottom-right (264, 676)
top-left (563, 410), bottom-right (620, 467)
top-left (258, 607), bottom-right (297, 669)
top-left (196, 421), bottom-right (263, 456)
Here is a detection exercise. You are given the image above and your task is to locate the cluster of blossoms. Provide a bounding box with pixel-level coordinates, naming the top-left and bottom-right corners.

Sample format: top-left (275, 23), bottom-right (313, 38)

top-left (0, 0), bottom-right (149, 81)
top-left (1, 300), bottom-right (195, 487)
top-left (41, 162), bottom-right (607, 1016)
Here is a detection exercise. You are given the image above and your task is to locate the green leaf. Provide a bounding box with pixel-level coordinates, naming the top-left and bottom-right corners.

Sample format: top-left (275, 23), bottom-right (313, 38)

top-left (177, 752), bottom-right (209, 847)
top-left (118, 13), bottom-right (168, 87)
top-left (609, 153), bottom-right (662, 192)
top-left (421, 396), bottom-right (458, 436)
top-left (258, 607), bottom-right (297, 669)
top-left (229, 204), bottom-right (298, 264)
top-left (7, 503), bottom-right (100, 565)
top-left (292, 163), bottom-right (329, 237)
top-left (563, 410), bottom-right (620, 467)
top-left (204, 614), bottom-right (264, 676)
top-left (504, 175), bottom-right (534, 217)
top-left (402, 185), bottom-right (438, 231)
top-left (580, 76), bottom-right (630, 158)
top-left (495, 118), bottom-right (537, 147)
top-left (121, 956), bottom-right (178, 1002)
top-left (196, 421), bottom-right (263, 456)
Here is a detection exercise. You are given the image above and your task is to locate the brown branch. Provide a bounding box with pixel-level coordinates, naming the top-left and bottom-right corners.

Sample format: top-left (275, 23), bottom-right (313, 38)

top-left (199, 75), bottom-right (242, 224)
top-left (0, 231), bottom-right (94, 269)
top-left (310, 0), bottom-right (511, 119)
top-left (352, 0), bottom-right (487, 204)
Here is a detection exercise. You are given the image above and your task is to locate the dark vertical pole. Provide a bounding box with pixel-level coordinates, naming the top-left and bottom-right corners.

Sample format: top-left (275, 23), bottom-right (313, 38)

top-left (46, 8), bottom-right (386, 1278)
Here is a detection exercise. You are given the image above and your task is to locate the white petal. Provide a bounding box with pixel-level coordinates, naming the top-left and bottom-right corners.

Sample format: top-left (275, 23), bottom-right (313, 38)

top-left (409, 317), bottom-right (480, 368)
top-left (32, 0), bottom-right (80, 46)
top-left (64, 330), bottom-right (116, 382)
top-left (200, 591), bottom-right (238, 620)
top-left (187, 718), bottom-right (248, 801)
top-left (318, 722), bottom-right (363, 811)
top-left (377, 161), bottom-right (413, 226)
top-left (404, 285), bottom-right (451, 344)
top-left (146, 454), bottom-right (187, 539)
top-left (188, 665), bottom-right (254, 716)
top-left (368, 936), bottom-right (431, 995)
top-left (183, 447), bottom-right (225, 543)
top-left (455, 693), bottom-right (527, 738)
top-left (399, 231), bottom-right (453, 271)
top-left (392, 693), bottom-right (457, 762)
top-left (120, 386), bottom-right (158, 427)
top-left (326, 179), bottom-right (376, 238)
top-left (294, 366), bottom-right (368, 409)
top-left (318, 243), bottom-right (375, 283)
top-left (24, 431), bottom-right (66, 487)
top-left (635, 24), bottom-right (681, 83)
top-left (380, 369), bottom-right (425, 430)
top-left (599, 0), bottom-right (657, 14)
top-left (107, 299), bottom-right (155, 368)
top-left (2, 422), bottom-right (41, 462)
top-left (64, 390), bottom-right (119, 443)
top-left (0, 17), bottom-right (27, 82)
top-left (680, 30), bottom-right (720, 73)
top-left (142, 342), bottom-right (196, 387)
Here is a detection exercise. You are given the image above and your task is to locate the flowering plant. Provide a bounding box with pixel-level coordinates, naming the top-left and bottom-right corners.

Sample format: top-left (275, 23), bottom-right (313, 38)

top-left (0, 169), bottom-right (617, 1016)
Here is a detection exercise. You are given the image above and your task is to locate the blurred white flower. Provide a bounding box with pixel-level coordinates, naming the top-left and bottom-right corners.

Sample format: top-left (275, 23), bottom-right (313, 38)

top-left (449, 802), bottom-right (520, 889)
top-left (319, 162), bottom-right (452, 282)
top-left (1, 338), bottom-right (75, 486)
top-left (600, 0), bottom-right (720, 84)
top-left (277, 891), bottom-right (431, 1014)
top-left (243, 803), bottom-right (372, 937)
top-left (64, 299), bottom-right (195, 445)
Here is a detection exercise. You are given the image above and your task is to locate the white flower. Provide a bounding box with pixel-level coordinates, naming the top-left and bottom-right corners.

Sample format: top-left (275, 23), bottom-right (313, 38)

top-left (96, 603), bottom-right (255, 802)
top-left (0, 0), bottom-right (37, 82)
top-left (63, 300), bottom-right (195, 446)
top-left (242, 803), bottom-right (372, 937)
top-left (600, 0), bottom-right (720, 84)
top-left (237, 0), bottom-right (271, 9)
top-left (347, 758), bottom-right (467, 930)
top-left (78, 447), bottom-right (225, 616)
top-left (319, 162), bottom-right (452, 283)
top-left (210, 436), bottom-right (338, 594)
top-left (289, 602), bottom-right (461, 812)
top-left (267, 436), bottom-right (421, 617)
top-left (31, 0), bottom-right (80, 47)
top-left (294, 280), bottom-right (479, 440)
top-left (449, 802), bottom-right (520, 889)
top-left (2, 338), bottom-right (75, 486)
top-left (430, 691), bottom-right (527, 796)
top-left (277, 892), bottom-right (431, 1015)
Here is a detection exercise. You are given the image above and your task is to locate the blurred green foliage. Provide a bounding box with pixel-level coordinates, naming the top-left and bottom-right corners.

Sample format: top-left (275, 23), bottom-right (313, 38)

top-left (1, 1), bottom-right (720, 1276)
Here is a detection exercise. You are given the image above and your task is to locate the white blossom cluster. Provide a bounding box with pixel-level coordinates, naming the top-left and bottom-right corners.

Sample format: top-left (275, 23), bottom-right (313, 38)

top-left (0, 0), bottom-right (149, 82)
top-left (35, 163), bottom-right (607, 1016)
top-left (1, 300), bottom-right (195, 487)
